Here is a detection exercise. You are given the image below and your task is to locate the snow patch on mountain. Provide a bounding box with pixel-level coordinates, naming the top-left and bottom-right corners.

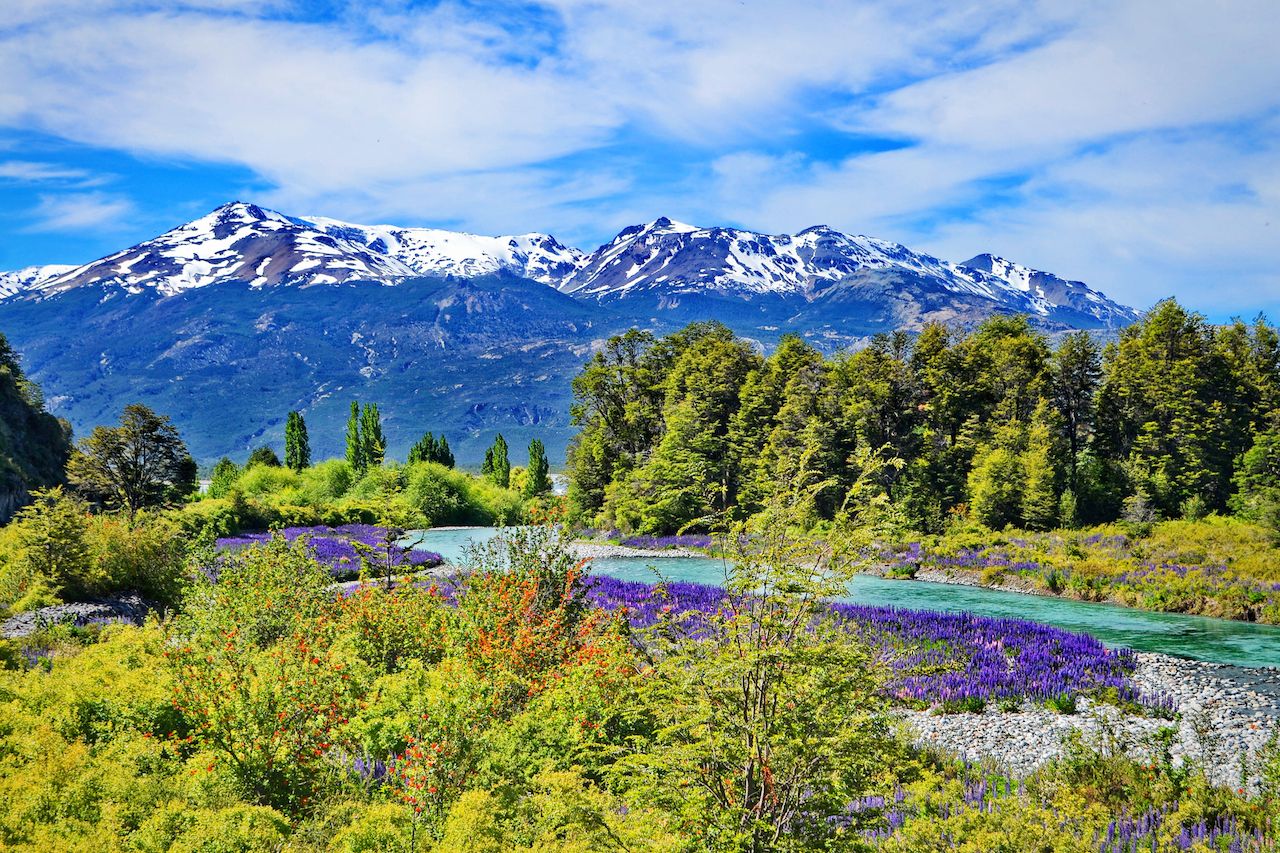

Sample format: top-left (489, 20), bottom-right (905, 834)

top-left (297, 215), bottom-right (584, 284)
top-left (0, 265), bottom-right (74, 299)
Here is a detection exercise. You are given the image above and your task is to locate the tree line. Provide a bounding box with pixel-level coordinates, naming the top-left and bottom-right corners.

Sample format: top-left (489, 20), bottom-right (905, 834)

top-left (78, 398), bottom-right (555, 517)
top-left (566, 299), bottom-right (1280, 535)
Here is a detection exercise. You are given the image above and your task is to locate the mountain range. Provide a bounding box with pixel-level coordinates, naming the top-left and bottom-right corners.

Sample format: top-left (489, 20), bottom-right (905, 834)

top-left (0, 202), bottom-right (1139, 464)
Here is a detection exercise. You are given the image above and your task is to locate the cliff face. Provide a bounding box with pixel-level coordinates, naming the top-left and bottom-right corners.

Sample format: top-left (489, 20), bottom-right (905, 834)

top-left (0, 333), bottom-right (72, 523)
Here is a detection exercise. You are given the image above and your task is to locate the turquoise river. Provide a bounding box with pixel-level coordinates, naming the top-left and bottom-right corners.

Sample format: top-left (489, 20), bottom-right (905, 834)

top-left (410, 527), bottom-right (1280, 670)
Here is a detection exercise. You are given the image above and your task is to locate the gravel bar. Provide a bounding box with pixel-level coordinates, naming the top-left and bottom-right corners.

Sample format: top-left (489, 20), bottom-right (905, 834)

top-left (900, 651), bottom-right (1280, 789)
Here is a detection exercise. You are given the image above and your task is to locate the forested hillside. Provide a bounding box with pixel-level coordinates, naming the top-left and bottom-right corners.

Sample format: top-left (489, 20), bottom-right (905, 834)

top-left (0, 333), bottom-right (72, 522)
top-left (567, 299), bottom-right (1280, 535)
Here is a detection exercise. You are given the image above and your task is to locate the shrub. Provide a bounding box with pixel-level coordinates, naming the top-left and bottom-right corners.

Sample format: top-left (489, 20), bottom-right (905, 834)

top-left (166, 804), bottom-right (291, 853)
top-left (88, 513), bottom-right (190, 607)
top-left (233, 464), bottom-right (300, 499)
top-left (297, 459), bottom-right (356, 506)
top-left (4, 487), bottom-right (100, 605)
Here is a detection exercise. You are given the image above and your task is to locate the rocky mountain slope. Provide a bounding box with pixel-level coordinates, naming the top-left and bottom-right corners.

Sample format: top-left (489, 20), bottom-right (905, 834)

top-left (0, 203), bottom-right (1140, 463)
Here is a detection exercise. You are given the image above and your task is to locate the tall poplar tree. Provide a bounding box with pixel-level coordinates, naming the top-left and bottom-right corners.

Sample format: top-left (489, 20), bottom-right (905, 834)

top-left (284, 410), bottom-right (311, 471)
top-left (436, 435), bottom-right (455, 468)
top-left (525, 438), bottom-right (551, 497)
top-left (345, 401), bottom-right (365, 474)
top-left (361, 403), bottom-right (385, 469)
top-left (483, 434), bottom-right (511, 488)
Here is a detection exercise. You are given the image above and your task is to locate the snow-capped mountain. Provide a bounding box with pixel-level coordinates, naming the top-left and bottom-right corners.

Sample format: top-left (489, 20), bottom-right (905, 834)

top-left (300, 215), bottom-right (584, 284)
top-left (559, 218), bottom-right (1137, 328)
top-left (0, 200), bottom-right (1138, 332)
top-left (0, 264), bottom-right (75, 299)
top-left (12, 202), bottom-right (583, 299)
top-left (958, 253), bottom-right (1132, 325)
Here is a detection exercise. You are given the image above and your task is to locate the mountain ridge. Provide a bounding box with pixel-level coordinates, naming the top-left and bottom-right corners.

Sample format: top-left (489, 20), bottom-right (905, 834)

top-left (1, 201), bottom-right (1138, 331)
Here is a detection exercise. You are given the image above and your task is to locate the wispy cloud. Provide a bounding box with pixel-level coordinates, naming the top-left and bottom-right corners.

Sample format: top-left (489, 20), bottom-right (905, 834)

top-left (0, 160), bottom-right (103, 184)
top-left (26, 192), bottom-right (135, 232)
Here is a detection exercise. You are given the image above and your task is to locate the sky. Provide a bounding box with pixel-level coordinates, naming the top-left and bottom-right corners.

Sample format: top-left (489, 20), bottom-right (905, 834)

top-left (0, 0), bottom-right (1278, 320)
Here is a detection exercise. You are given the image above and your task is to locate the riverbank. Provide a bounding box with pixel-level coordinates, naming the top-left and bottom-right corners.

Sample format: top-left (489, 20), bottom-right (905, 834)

top-left (903, 650), bottom-right (1280, 789)
top-left (571, 541), bottom-right (707, 560)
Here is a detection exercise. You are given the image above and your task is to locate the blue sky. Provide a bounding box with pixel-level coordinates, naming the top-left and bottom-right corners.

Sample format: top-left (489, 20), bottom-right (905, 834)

top-left (1, 0), bottom-right (1278, 320)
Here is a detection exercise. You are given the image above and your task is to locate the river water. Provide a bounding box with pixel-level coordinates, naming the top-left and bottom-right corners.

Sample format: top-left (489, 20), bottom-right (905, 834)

top-left (410, 527), bottom-right (1280, 670)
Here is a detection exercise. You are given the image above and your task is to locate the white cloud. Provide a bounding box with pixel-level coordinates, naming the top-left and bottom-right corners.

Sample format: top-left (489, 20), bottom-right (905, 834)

top-left (857, 1), bottom-right (1280, 152)
top-left (0, 0), bottom-right (1278, 317)
top-left (26, 192), bottom-right (135, 231)
top-left (0, 160), bottom-right (96, 182)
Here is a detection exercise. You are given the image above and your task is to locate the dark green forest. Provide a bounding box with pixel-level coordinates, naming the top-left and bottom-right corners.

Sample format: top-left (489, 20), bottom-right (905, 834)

top-left (0, 332), bottom-right (72, 523)
top-left (567, 299), bottom-right (1280, 536)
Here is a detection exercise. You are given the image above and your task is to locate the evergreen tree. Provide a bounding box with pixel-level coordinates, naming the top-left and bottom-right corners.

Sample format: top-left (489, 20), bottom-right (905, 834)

top-left (407, 431), bottom-right (438, 465)
top-left (525, 438), bottom-right (551, 497)
top-left (1052, 331), bottom-right (1102, 481)
top-left (0, 330), bottom-right (73, 522)
top-left (247, 446), bottom-right (281, 467)
top-left (284, 411), bottom-right (310, 471)
top-left (436, 435), bottom-right (455, 468)
top-left (1095, 300), bottom-right (1232, 514)
top-left (728, 336), bottom-right (824, 514)
top-left (208, 457), bottom-right (239, 499)
top-left (563, 315), bottom-right (1280, 534)
top-left (967, 421), bottom-right (1027, 530)
top-left (483, 434), bottom-right (511, 488)
top-left (345, 401), bottom-right (365, 474)
top-left (1020, 401), bottom-right (1063, 531)
top-left (1230, 421), bottom-right (1280, 535)
top-left (360, 403), bottom-right (385, 468)
top-left (406, 431), bottom-right (455, 467)
top-left (607, 333), bottom-right (759, 532)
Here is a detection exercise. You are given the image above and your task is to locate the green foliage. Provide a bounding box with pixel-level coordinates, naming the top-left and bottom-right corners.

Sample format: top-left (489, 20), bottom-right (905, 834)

top-left (903, 514), bottom-right (1280, 622)
top-left (0, 494), bottom-right (191, 612)
top-left (967, 428), bottom-right (1026, 531)
top-left (8, 487), bottom-right (95, 604)
top-left (0, 510), bottom-right (1275, 850)
top-left (481, 434), bottom-right (511, 488)
top-left (346, 400), bottom-right (366, 474)
top-left (208, 458), bottom-right (239, 499)
top-left (618, 511), bottom-right (895, 851)
top-left (407, 432), bottom-right (456, 468)
top-left (67, 403), bottom-right (196, 518)
top-left (1231, 421), bottom-right (1280, 538)
top-left (451, 526), bottom-right (591, 711)
top-left (87, 512), bottom-right (190, 607)
top-left (245, 445), bottom-right (280, 468)
top-left (524, 438), bottom-right (551, 497)
top-left (172, 537), bottom-right (356, 809)
top-left (605, 326), bottom-right (761, 533)
top-left (181, 453), bottom-right (525, 536)
top-left (284, 410), bottom-right (311, 471)
top-left (0, 330), bottom-right (73, 524)
top-left (570, 307), bottom-right (1280, 536)
top-left (361, 403), bottom-right (386, 469)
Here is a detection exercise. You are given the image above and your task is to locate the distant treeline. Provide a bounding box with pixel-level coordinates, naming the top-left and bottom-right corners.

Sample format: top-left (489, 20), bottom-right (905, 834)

top-left (567, 299), bottom-right (1280, 535)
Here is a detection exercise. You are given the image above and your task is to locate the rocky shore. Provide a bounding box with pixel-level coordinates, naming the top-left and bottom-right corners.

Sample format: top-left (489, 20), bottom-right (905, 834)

top-left (901, 651), bottom-right (1280, 789)
top-left (1, 593), bottom-right (154, 639)
top-left (571, 541), bottom-right (707, 560)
